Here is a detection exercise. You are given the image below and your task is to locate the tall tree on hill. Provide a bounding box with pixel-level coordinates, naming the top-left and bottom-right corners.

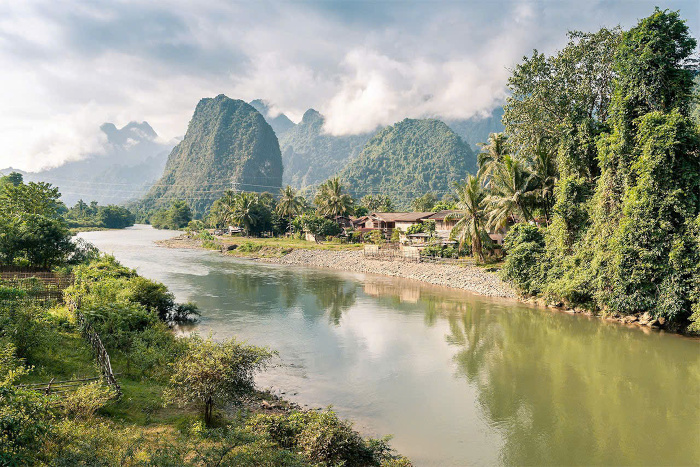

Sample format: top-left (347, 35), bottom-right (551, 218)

top-left (315, 178), bottom-right (354, 218)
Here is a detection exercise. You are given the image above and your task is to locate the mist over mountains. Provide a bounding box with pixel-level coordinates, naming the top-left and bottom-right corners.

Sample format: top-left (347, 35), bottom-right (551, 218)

top-left (5, 94), bottom-right (504, 210)
top-left (3, 121), bottom-right (174, 206)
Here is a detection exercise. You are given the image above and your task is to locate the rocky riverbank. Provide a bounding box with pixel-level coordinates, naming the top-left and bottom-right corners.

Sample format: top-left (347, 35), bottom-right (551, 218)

top-left (158, 234), bottom-right (515, 298)
top-left (258, 249), bottom-right (515, 298)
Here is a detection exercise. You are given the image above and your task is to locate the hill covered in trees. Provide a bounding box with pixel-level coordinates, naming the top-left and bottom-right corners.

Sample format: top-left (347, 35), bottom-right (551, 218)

top-left (278, 109), bottom-right (374, 189)
top-left (141, 95), bottom-right (283, 216)
top-left (10, 122), bottom-right (173, 206)
top-left (337, 118), bottom-right (476, 206)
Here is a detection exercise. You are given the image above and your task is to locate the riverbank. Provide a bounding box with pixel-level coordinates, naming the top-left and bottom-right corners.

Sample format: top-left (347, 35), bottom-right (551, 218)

top-left (158, 233), bottom-right (694, 334)
top-left (158, 234), bottom-right (516, 299)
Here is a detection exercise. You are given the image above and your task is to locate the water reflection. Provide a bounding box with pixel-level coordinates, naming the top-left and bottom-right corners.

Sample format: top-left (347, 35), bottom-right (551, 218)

top-left (80, 226), bottom-right (700, 467)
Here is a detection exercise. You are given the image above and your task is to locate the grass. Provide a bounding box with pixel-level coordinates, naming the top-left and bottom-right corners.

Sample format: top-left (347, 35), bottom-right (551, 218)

top-left (217, 235), bottom-right (363, 257)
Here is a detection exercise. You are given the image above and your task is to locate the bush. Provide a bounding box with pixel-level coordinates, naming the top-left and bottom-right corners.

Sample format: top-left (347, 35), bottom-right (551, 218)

top-left (60, 382), bottom-right (115, 419)
top-left (0, 343), bottom-right (54, 466)
top-left (364, 230), bottom-right (385, 245)
top-left (248, 409), bottom-right (408, 467)
top-left (500, 224), bottom-right (547, 296)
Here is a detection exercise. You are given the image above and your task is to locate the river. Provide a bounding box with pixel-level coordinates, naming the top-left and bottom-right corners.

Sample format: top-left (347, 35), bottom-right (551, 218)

top-left (79, 225), bottom-right (700, 466)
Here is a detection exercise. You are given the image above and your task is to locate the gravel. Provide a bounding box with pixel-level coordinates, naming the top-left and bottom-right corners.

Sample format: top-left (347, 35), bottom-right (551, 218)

top-left (258, 249), bottom-right (515, 298)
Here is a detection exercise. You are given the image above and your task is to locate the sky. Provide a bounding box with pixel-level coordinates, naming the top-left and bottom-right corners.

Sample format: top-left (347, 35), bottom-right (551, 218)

top-left (0, 0), bottom-right (698, 172)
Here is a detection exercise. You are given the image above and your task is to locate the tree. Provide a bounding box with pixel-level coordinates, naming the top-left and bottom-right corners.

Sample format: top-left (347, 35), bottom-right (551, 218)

top-left (410, 192), bottom-right (437, 212)
top-left (0, 180), bottom-right (74, 267)
top-left (150, 200), bottom-right (192, 230)
top-left (529, 137), bottom-right (558, 224)
top-left (484, 155), bottom-right (537, 229)
top-left (0, 172), bottom-right (23, 188)
top-left (314, 178), bottom-right (354, 218)
top-left (360, 195), bottom-right (393, 212)
top-left (448, 175), bottom-right (488, 261)
top-left (230, 192), bottom-right (262, 236)
top-left (164, 335), bottom-right (273, 426)
top-left (477, 133), bottom-right (509, 186)
top-left (277, 186), bottom-right (305, 229)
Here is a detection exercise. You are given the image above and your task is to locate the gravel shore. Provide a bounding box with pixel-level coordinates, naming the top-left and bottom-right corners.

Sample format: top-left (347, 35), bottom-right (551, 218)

top-left (258, 249), bottom-right (515, 298)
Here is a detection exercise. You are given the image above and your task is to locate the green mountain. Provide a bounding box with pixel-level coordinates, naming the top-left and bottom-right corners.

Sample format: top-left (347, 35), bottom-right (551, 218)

top-left (142, 94), bottom-right (283, 216)
top-left (249, 99), bottom-right (296, 138)
top-left (279, 109), bottom-right (373, 189)
top-left (446, 106), bottom-right (505, 152)
top-left (337, 118), bottom-right (476, 207)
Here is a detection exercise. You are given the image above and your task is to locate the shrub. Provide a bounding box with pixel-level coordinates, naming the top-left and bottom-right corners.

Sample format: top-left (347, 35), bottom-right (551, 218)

top-left (248, 409), bottom-right (408, 467)
top-left (364, 230), bottom-right (385, 245)
top-left (500, 224), bottom-right (547, 296)
top-left (0, 343), bottom-right (54, 466)
top-left (60, 382), bottom-right (115, 419)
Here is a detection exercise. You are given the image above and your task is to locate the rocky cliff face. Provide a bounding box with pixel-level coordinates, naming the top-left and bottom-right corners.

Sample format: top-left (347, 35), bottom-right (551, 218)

top-left (142, 94), bottom-right (283, 215)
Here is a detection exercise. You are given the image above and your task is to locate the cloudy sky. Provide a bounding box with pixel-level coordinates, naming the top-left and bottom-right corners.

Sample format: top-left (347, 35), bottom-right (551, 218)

top-left (1, 0), bottom-right (697, 171)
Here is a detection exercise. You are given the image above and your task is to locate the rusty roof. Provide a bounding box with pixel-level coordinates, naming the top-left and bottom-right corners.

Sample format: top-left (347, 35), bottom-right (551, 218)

top-left (370, 212), bottom-right (435, 222)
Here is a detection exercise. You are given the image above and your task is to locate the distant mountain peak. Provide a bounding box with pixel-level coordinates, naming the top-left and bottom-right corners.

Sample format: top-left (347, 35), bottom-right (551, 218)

top-left (301, 109), bottom-right (323, 125)
top-left (100, 121), bottom-right (158, 145)
top-left (248, 98), bottom-right (296, 137)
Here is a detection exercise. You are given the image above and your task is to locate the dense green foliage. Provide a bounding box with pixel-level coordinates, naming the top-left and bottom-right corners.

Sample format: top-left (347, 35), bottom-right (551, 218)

top-left (338, 119), bottom-right (476, 208)
top-left (0, 173), bottom-right (74, 268)
top-left (279, 109), bottom-right (373, 189)
top-left (65, 199), bottom-right (135, 229)
top-left (141, 95), bottom-right (283, 216)
top-left (291, 214), bottom-right (342, 239)
top-left (500, 9), bottom-right (700, 332)
top-left (150, 200), bottom-right (193, 230)
top-left (446, 107), bottom-right (505, 152)
top-left (209, 190), bottom-right (287, 236)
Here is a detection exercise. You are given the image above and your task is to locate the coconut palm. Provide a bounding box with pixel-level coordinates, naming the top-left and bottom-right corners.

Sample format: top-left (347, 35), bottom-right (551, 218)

top-left (230, 192), bottom-right (261, 236)
top-left (485, 154), bottom-right (537, 230)
top-left (209, 190), bottom-right (237, 227)
top-left (448, 175), bottom-right (487, 262)
top-left (277, 186), bottom-right (305, 229)
top-left (314, 177), bottom-right (354, 218)
top-left (477, 133), bottom-right (509, 187)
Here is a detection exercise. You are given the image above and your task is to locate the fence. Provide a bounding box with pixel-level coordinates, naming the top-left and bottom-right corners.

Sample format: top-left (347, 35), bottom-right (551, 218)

top-left (68, 298), bottom-right (122, 396)
top-left (18, 375), bottom-right (117, 395)
top-left (0, 267), bottom-right (73, 303)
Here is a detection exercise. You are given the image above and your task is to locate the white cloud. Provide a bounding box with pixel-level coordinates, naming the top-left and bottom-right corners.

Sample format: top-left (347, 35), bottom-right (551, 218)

top-left (0, 0), bottom-right (696, 171)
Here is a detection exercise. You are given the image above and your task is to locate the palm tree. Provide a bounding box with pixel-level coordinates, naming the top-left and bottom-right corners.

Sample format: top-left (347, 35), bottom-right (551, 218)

top-left (210, 190), bottom-right (237, 227)
top-left (485, 154), bottom-right (537, 230)
top-left (314, 177), bottom-right (354, 218)
top-left (277, 186), bottom-right (305, 230)
top-left (477, 133), bottom-right (509, 187)
top-left (529, 138), bottom-right (558, 225)
top-left (230, 192), bottom-right (261, 236)
top-left (448, 175), bottom-right (487, 262)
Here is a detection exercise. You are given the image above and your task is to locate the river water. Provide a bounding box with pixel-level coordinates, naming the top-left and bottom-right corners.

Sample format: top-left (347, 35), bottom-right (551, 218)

top-left (79, 225), bottom-right (700, 466)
